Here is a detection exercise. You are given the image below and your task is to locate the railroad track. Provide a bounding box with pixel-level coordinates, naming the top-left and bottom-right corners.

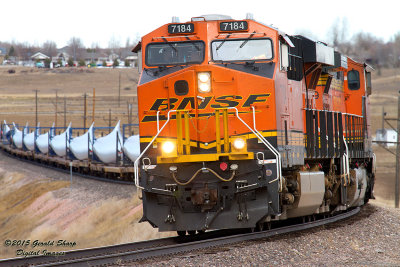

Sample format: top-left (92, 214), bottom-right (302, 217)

top-left (0, 144), bottom-right (135, 185)
top-left (0, 207), bottom-right (360, 267)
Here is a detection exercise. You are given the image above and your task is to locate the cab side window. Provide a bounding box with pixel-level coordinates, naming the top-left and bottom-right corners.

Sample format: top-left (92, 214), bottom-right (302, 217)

top-left (347, 70), bottom-right (360, 90)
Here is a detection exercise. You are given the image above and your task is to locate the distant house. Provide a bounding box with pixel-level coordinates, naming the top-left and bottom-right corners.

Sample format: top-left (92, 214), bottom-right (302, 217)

top-left (124, 55), bottom-right (137, 67)
top-left (52, 52), bottom-right (70, 66)
top-left (375, 129), bottom-right (397, 147)
top-left (81, 50), bottom-right (108, 65)
top-left (31, 52), bottom-right (50, 61)
top-left (0, 47), bottom-right (7, 64)
top-left (120, 49), bottom-right (137, 67)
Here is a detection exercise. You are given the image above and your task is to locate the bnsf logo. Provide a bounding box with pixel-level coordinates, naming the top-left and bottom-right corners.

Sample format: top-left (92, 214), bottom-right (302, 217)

top-left (149, 94), bottom-right (270, 111)
top-left (141, 94), bottom-right (270, 122)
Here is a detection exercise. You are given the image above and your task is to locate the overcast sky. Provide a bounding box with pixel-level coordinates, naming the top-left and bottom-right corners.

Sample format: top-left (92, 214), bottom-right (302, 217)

top-left (1, 0), bottom-right (398, 48)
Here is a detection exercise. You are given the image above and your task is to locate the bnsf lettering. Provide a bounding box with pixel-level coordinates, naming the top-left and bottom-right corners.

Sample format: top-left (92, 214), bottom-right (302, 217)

top-left (211, 95), bottom-right (243, 109)
top-left (198, 96), bottom-right (213, 109)
top-left (242, 94), bottom-right (270, 107)
top-left (177, 97), bottom-right (195, 110)
top-left (150, 98), bottom-right (179, 110)
top-left (148, 93), bottom-right (270, 113)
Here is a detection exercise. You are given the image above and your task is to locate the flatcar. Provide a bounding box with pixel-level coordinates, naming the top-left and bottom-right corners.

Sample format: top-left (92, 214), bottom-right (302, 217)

top-left (132, 14), bottom-right (375, 234)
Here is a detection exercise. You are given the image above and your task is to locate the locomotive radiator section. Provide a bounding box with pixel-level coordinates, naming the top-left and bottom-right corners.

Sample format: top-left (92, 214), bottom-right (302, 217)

top-left (140, 160), bottom-right (280, 231)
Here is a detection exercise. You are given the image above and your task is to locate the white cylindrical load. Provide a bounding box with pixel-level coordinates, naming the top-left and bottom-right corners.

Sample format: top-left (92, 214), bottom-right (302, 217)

top-left (123, 135), bottom-right (140, 162)
top-left (93, 121), bottom-right (123, 164)
top-left (70, 123), bottom-right (94, 160)
top-left (12, 123), bottom-right (28, 149)
top-left (50, 123), bottom-right (71, 157)
top-left (3, 120), bottom-right (11, 138)
top-left (36, 123), bottom-right (55, 154)
top-left (23, 123), bottom-right (40, 151)
top-left (36, 132), bottom-right (49, 153)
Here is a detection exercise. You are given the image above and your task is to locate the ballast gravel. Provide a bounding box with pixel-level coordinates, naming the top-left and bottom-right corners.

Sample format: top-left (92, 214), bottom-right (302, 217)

top-left (143, 203), bottom-right (400, 266)
top-left (2, 151), bottom-right (399, 266)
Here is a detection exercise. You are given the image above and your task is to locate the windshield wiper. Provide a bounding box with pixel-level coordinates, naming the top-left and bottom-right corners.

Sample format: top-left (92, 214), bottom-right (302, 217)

top-left (213, 60), bottom-right (239, 66)
top-left (161, 37), bottom-right (177, 52)
top-left (239, 31), bottom-right (256, 48)
top-left (216, 34), bottom-right (231, 50)
top-left (185, 36), bottom-right (200, 51)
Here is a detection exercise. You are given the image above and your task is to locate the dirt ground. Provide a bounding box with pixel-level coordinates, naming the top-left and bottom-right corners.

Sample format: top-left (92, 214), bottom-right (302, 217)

top-left (0, 151), bottom-right (172, 260)
top-left (368, 68), bottom-right (400, 206)
top-left (0, 66), bottom-right (140, 129)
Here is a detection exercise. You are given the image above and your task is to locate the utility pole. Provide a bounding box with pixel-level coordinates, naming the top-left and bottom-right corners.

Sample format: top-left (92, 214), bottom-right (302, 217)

top-left (118, 72), bottom-right (121, 107)
top-left (64, 96), bottom-right (67, 128)
top-left (83, 93), bottom-right (87, 130)
top-left (54, 89), bottom-right (60, 127)
top-left (92, 88), bottom-right (95, 123)
top-left (108, 109), bottom-right (112, 133)
top-left (127, 102), bottom-right (132, 135)
top-left (395, 91), bottom-right (400, 208)
top-left (33, 90), bottom-right (39, 126)
top-left (382, 106), bottom-right (385, 131)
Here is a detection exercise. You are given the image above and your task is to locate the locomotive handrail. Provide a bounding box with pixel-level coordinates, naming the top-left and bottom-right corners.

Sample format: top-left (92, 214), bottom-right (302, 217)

top-left (251, 106), bottom-right (283, 191)
top-left (134, 109), bottom-right (177, 189)
top-left (372, 153), bottom-right (376, 174)
top-left (342, 135), bottom-right (350, 185)
top-left (226, 106), bottom-right (282, 191)
top-left (135, 107), bottom-right (283, 191)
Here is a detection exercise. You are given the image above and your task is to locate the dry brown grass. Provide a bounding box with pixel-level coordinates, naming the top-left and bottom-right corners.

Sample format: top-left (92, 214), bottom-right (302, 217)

top-left (0, 66), bottom-right (139, 129)
top-left (368, 68), bottom-right (400, 206)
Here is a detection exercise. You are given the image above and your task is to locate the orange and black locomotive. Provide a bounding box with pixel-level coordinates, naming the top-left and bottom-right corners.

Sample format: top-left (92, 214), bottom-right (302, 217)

top-left (133, 14), bottom-right (375, 234)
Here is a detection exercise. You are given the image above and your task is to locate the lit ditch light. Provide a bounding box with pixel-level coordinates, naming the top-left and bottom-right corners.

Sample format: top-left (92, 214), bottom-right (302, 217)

top-left (161, 140), bottom-right (177, 157)
top-left (231, 138), bottom-right (246, 152)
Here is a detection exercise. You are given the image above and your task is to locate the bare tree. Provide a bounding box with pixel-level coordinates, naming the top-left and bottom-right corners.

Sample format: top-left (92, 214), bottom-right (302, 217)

top-left (125, 37), bottom-right (131, 48)
top-left (391, 32), bottom-right (400, 68)
top-left (327, 17), bottom-right (350, 52)
top-left (67, 37), bottom-right (84, 61)
top-left (42, 40), bottom-right (58, 58)
top-left (352, 32), bottom-right (383, 63)
top-left (108, 35), bottom-right (122, 58)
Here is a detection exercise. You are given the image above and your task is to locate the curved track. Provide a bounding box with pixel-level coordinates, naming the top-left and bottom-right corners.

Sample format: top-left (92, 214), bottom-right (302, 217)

top-left (0, 144), bottom-right (135, 185)
top-left (0, 207), bottom-right (360, 267)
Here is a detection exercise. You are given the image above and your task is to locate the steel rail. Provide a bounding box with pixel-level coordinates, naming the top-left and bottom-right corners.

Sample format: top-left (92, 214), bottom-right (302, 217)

top-left (0, 207), bottom-right (360, 267)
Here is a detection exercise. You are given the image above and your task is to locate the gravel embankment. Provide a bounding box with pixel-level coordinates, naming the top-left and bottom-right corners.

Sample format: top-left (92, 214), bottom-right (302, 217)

top-left (2, 151), bottom-right (399, 266)
top-left (142, 203), bottom-right (400, 266)
top-left (0, 150), bottom-right (135, 201)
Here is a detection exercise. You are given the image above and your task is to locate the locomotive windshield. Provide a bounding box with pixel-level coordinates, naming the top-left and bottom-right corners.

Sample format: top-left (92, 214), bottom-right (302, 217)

top-left (211, 38), bottom-right (273, 62)
top-left (145, 41), bottom-right (205, 66)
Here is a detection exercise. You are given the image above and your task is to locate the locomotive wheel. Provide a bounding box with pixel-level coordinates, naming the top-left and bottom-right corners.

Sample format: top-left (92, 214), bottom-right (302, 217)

top-left (187, 230), bottom-right (196, 235)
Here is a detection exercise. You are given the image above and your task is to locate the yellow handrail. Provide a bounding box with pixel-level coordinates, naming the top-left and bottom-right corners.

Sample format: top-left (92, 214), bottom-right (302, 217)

top-left (215, 110), bottom-right (221, 153)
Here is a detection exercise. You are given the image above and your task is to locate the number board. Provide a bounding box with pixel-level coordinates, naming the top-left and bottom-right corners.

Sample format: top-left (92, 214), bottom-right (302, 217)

top-left (219, 21), bottom-right (248, 32)
top-left (168, 23), bottom-right (195, 34)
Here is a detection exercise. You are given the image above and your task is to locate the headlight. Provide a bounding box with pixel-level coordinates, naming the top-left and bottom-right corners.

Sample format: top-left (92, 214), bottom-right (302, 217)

top-left (162, 141), bottom-right (175, 154)
top-left (198, 72), bottom-right (210, 83)
top-left (232, 138), bottom-right (246, 150)
top-left (198, 83), bottom-right (210, 93)
top-left (197, 72), bottom-right (211, 93)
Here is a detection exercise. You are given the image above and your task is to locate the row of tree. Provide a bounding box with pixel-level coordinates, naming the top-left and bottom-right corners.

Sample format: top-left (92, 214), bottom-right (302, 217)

top-left (0, 36), bottom-right (139, 62)
top-left (319, 17), bottom-right (400, 70)
top-left (1, 21), bottom-right (400, 71)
